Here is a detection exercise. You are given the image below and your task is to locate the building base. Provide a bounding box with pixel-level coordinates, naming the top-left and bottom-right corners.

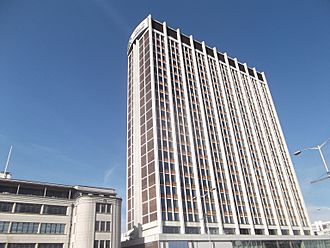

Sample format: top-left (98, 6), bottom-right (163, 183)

top-left (122, 233), bottom-right (330, 248)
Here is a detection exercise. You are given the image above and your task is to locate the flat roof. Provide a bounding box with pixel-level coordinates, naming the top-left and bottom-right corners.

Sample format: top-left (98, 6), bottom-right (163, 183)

top-left (0, 177), bottom-right (117, 196)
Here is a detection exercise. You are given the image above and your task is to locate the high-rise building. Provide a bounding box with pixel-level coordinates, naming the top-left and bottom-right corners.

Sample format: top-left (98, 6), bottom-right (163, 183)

top-left (125, 16), bottom-right (329, 248)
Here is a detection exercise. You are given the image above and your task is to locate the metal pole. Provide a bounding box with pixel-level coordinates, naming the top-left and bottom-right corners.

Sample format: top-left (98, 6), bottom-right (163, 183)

top-left (4, 145), bottom-right (13, 173)
top-left (194, 189), bottom-right (215, 248)
top-left (317, 145), bottom-right (329, 173)
top-left (202, 192), bottom-right (212, 248)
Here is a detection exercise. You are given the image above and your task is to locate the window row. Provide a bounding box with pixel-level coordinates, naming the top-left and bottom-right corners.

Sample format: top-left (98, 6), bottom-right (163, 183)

top-left (96, 203), bottom-right (112, 214)
top-left (0, 202), bottom-right (67, 215)
top-left (0, 245), bottom-right (63, 248)
top-left (94, 240), bottom-right (110, 248)
top-left (0, 221), bottom-right (65, 234)
top-left (95, 221), bottom-right (111, 232)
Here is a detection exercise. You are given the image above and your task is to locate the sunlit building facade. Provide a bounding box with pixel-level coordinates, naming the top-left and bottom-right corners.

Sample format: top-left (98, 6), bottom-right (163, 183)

top-left (0, 175), bottom-right (122, 248)
top-left (125, 16), bottom-right (329, 248)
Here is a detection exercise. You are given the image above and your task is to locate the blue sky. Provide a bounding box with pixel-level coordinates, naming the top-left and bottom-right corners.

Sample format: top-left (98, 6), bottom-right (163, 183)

top-left (0, 0), bottom-right (329, 229)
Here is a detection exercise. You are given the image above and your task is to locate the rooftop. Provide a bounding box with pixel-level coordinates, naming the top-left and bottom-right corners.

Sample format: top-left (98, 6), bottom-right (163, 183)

top-left (0, 173), bottom-right (118, 200)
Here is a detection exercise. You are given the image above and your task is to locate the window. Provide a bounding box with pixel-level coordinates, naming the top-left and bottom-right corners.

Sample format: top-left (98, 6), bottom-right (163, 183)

top-left (185, 227), bottom-right (200, 234)
top-left (106, 221), bottom-right (111, 232)
top-left (0, 221), bottom-right (9, 233)
top-left (15, 203), bottom-right (41, 214)
top-left (19, 187), bottom-right (43, 196)
top-left (95, 221), bottom-right (111, 232)
top-left (0, 184), bottom-right (17, 194)
top-left (43, 205), bottom-right (67, 215)
top-left (38, 244), bottom-right (63, 248)
top-left (96, 203), bottom-right (111, 214)
top-left (10, 222), bottom-right (39, 234)
top-left (94, 240), bottom-right (110, 248)
top-left (40, 223), bottom-right (65, 234)
top-left (0, 201), bottom-right (13, 212)
top-left (163, 226), bottom-right (180, 234)
top-left (100, 221), bottom-right (105, 231)
top-left (46, 189), bottom-right (69, 199)
top-left (7, 244), bottom-right (36, 248)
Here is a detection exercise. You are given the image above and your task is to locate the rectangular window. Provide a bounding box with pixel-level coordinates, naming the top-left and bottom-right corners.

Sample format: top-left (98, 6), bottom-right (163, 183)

top-left (0, 201), bottom-right (13, 212)
top-left (95, 221), bottom-right (111, 232)
top-left (0, 221), bottom-right (10, 233)
top-left (96, 203), bottom-right (111, 214)
top-left (106, 221), bottom-right (111, 232)
top-left (7, 244), bottom-right (36, 248)
top-left (10, 222), bottom-right (39, 234)
top-left (38, 244), bottom-right (63, 248)
top-left (43, 205), bottom-right (67, 215)
top-left (163, 226), bottom-right (180, 234)
top-left (185, 227), bottom-right (200, 234)
top-left (40, 223), bottom-right (65, 234)
top-left (105, 241), bottom-right (110, 248)
top-left (100, 221), bottom-right (105, 232)
top-left (46, 189), bottom-right (69, 199)
top-left (152, 20), bottom-right (163, 32)
top-left (18, 187), bottom-right (44, 196)
top-left (15, 203), bottom-right (41, 214)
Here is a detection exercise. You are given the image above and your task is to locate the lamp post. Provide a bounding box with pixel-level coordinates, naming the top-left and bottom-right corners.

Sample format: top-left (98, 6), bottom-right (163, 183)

top-left (192, 188), bottom-right (216, 248)
top-left (294, 138), bottom-right (330, 183)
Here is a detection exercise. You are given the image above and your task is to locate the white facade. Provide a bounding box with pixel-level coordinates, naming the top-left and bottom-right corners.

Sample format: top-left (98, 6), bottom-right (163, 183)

top-left (126, 16), bottom-right (315, 246)
top-left (312, 221), bottom-right (330, 236)
top-left (0, 176), bottom-right (121, 248)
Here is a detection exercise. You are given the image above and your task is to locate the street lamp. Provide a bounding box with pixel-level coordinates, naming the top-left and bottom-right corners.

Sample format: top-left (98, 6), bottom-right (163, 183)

top-left (192, 188), bottom-right (216, 248)
top-left (294, 138), bottom-right (330, 183)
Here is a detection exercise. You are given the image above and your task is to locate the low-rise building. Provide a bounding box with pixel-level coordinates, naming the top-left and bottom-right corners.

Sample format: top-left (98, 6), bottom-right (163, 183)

top-left (312, 220), bottom-right (330, 236)
top-left (0, 173), bottom-right (121, 248)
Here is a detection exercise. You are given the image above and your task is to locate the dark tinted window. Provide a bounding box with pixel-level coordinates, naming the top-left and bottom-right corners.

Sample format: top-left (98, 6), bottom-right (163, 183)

top-left (255, 229), bottom-right (264, 235)
top-left (0, 184), bottom-right (17, 194)
top-left (152, 20), bottom-right (163, 32)
top-left (248, 67), bottom-right (255, 77)
top-left (228, 57), bottom-right (235, 67)
top-left (39, 244), bottom-right (63, 248)
top-left (181, 34), bottom-right (190, 45)
top-left (257, 72), bottom-right (263, 81)
top-left (217, 52), bottom-right (225, 62)
top-left (167, 27), bottom-right (177, 39)
top-left (163, 226), bottom-right (180, 234)
top-left (19, 187), bottom-right (44, 196)
top-left (193, 41), bottom-right (202, 51)
top-left (239, 228), bottom-right (250, 234)
top-left (238, 63), bottom-right (245, 72)
top-left (0, 201), bottom-right (13, 212)
top-left (206, 47), bottom-right (214, 57)
top-left (43, 205), bottom-right (67, 215)
top-left (46, 189), bottom-right (69, 199)
top-left (15, 203), bottom-right (41, 214)
top-left (8, 244), bottom-right (36, 248)
top-left (185, 226), bottom-right (200, 234)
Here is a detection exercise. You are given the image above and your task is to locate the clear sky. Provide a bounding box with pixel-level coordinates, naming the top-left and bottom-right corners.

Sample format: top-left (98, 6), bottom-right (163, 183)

top-left (0, 0), bottom-right (329, 230)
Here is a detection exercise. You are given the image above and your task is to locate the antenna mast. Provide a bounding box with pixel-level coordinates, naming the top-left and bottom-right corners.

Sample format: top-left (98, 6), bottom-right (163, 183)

top-left (4, 145), bottom-right (13, 174)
